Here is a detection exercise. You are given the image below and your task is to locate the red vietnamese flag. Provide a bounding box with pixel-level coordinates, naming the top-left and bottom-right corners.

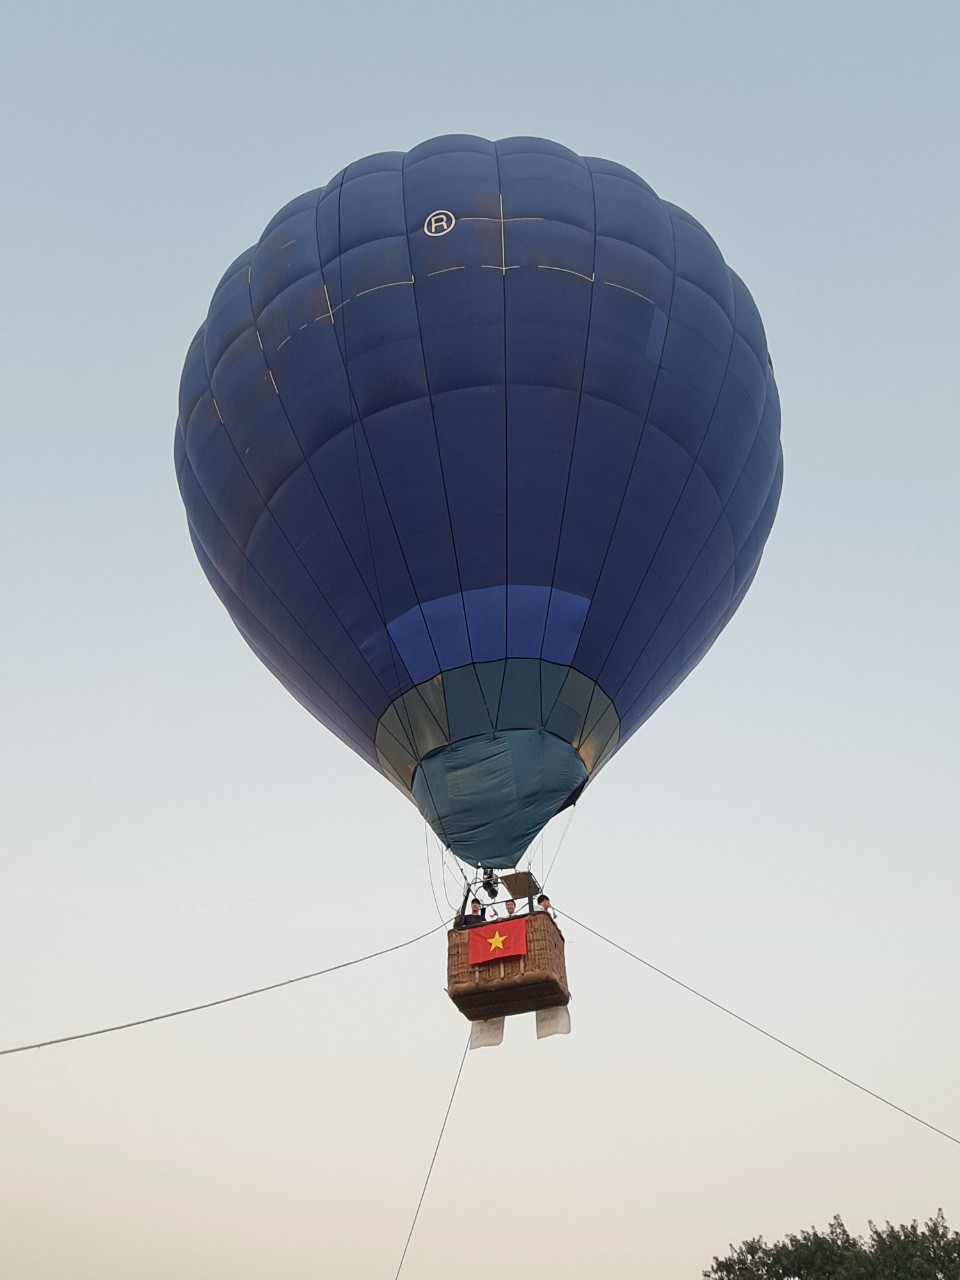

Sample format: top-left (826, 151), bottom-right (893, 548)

top-left (467, 916), bottom-right (528, 966)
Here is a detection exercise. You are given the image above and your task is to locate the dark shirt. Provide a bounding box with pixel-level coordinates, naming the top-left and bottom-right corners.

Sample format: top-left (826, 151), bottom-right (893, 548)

top-left (456, 912), bottom-right (487, 929)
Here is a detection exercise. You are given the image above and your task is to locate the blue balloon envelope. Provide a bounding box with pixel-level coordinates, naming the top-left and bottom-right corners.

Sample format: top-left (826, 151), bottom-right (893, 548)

top-left (176, 135), bottom-right (782, 869)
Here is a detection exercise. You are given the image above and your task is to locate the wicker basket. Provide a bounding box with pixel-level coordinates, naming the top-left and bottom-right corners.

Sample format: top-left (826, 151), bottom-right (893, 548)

top-left (446, 912), bottom-right (570, 1021)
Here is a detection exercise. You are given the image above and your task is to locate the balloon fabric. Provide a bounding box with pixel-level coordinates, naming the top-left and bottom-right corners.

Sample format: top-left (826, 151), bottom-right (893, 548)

top-left (175, 135), bottom-right (782, 869)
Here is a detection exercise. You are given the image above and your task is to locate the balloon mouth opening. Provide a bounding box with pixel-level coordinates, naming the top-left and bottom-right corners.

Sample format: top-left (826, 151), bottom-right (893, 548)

top-left (374, 657), bottom-right (620, 798)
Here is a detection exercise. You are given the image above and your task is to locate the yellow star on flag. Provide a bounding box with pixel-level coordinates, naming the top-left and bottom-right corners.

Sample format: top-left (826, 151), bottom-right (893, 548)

top-left (486, 930), bottom-right (507, 952)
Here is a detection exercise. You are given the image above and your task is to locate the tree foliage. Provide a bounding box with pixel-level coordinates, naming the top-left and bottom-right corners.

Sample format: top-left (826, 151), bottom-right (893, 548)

top-left (704, 1210), bottom-right (960, 1279)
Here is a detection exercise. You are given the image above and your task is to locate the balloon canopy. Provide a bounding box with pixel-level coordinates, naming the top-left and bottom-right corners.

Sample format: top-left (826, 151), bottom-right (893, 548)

top-left (175, 135), bottom-right (782, 869)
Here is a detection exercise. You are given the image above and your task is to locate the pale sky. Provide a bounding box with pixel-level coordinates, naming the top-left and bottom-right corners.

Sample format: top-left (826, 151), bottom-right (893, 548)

top-left (1, 2), bottom-right (958, 1277)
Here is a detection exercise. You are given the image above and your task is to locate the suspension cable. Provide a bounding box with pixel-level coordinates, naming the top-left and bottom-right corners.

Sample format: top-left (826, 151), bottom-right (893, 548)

top-left (541, 806), bottom-right (577, 891)
top-left (439, 841), bottom-right (470, 909)
top-left (424, 823), bottom-right (448, 925)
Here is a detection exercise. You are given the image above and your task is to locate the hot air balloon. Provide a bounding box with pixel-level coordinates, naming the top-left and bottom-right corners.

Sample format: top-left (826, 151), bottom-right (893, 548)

top-left (175, 135), bottom-right (782, 1011)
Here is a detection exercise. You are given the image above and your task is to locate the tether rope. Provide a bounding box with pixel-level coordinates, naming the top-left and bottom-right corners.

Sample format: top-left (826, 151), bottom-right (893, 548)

top-left (393, 1034), bottom-right (470, 1279)
top-left (560, 911), bottom-right (960, 1148)
top-left (0, 921), bottom-right (448, 1058)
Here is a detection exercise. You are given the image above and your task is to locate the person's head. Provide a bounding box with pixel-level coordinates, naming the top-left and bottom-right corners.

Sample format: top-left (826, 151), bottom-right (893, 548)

top-left (537, 894), bottom-right (551, 910)
top-left (470, 897), bottom-right (482, 913)
top-left (505, 899), bottom-right (516, 915)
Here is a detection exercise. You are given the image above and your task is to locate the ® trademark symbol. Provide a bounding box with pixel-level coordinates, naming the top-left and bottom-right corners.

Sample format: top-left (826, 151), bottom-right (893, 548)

top-left (424, 210), bottom-right (456, 236)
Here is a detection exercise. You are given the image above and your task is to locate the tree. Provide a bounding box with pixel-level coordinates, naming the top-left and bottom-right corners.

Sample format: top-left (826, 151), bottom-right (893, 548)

top-left (704, 1210), bottom-right (960, 1279)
